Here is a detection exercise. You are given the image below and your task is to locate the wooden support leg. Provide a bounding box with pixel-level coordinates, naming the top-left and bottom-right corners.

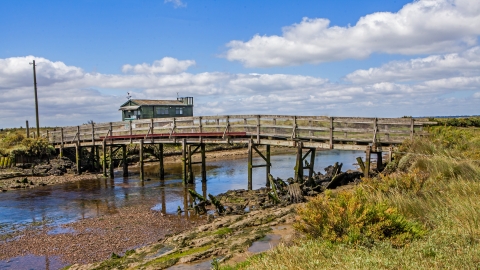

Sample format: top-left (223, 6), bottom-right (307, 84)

top-left (159, 144), bottom-right (165, 180)
top-left (122, 145), bottom-right (128, 177)
top-left (90, 146), bottom-right (95, 172)
top-left (182, 139), bottom-right (187, 185)
top-left (201, 143), bottom-right (206, 182)
top-left (76, 145), bottom-right (82, 175)
top-left (248, 140), bottom-right (253, 190)
top-left (109, 145), bottom-right (114, 178)
top-left (295, 142), bottom-right (303, 183)
top-left (308, 148), bottom-right (316, 185)
top-left (95, 146), bottom-right (100, 172)
top-left (377, 152), bottom-right (383, 172)
top-left (160, 180), bottom-right (166, 214)
top-left (139, 139), bottom-right (144, 181)
top-left (102, 140), bottom-right (107, 177)
top-left (187, 145), bottom-right (194, 184)
top-left (266, 145), bottom-right (271, 188)
top-left (365, 146), bottom-right (371, 178)
top-left (202, 181), bottom-right (207, 201)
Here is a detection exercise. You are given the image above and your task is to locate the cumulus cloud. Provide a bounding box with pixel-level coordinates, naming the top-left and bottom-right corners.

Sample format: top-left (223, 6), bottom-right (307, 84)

top-left (345, 46), bottom-right (480, 84)
top-left (164, 0), bottom-right (186, 8)
top-left (122, 57), bottom-right (195, 74)
top-left (1, 55), bottom-right (479, 128)
top-left (225, 0), bottom-right (480, 67)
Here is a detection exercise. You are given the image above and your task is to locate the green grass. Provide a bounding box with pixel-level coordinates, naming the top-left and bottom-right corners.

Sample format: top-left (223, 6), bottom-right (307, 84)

top-left (222, 126), bottom-right (480, 269)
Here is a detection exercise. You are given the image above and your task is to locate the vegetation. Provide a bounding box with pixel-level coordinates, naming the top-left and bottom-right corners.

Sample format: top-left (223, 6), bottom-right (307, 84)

top-left (223, 126), bottom-right (480, 269)
top-left (0, 129), bottom-right (55, 159)
top-left (433, 116), bottom-right (480, 127)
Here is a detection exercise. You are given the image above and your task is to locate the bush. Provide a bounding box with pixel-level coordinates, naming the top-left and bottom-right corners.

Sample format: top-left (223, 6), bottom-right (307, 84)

top-left (294, 189), bottom-right (425, 247)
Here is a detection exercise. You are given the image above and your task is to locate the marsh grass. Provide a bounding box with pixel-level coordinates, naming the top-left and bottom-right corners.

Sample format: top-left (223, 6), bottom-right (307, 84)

top-left (223, 126), bottom-right (480, 269)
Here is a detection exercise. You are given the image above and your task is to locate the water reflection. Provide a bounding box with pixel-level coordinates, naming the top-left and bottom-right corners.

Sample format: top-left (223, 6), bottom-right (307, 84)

top-left (0, 150), bottom-right (362, 235)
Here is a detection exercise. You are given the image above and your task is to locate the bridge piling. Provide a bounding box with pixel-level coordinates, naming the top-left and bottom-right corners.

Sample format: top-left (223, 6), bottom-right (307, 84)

top-left (109, 144), bottom-right (114, 178)
top-left (248, 140), bottom-right (253, 190)
top-left (159, 143), bottom-right (165, 180)
top-left (364, 146), bottom-right (371, 177)
top-left (102, 140), bottom-right (107, 177)
top-left (76, 126), bottom-right (81, 175)
top-left (122, 145), bottom-right (128, 177)
top-left (182, 139), bottom-right (187, 185)
top-left (201, 143), bottom-right (206, 182)
top-left (139, 139), bottom-right (144, 181)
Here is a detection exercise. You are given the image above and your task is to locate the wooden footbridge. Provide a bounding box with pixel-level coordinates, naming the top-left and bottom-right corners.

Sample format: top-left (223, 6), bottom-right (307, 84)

top-left (43, 115), bottom-right (435, 188)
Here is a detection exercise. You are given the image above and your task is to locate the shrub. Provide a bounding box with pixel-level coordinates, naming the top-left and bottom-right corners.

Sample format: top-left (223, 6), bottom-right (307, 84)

top-left (294, 189), bottom-right (425, 247)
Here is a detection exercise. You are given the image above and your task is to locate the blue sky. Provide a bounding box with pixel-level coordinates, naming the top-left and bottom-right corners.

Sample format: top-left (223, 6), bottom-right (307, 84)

top-left (1, 0), bottom-right (479, 128)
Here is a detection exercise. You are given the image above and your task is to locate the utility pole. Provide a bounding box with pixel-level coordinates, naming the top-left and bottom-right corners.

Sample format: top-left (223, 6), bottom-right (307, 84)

top-left (29, 60), bottom-right (40, 138)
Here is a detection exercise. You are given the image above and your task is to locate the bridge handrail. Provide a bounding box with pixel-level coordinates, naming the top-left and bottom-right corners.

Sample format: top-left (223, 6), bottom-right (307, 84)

top-left (43, 114), bottom-right (436, 146)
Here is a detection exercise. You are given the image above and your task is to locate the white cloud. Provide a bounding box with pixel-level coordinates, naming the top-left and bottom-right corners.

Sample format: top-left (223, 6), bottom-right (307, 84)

top-left (164, 0), bottom-right (186, 8)
top-left (122, 57), bottom-right (195, 74)
top-left (225, 0), bottom-right (480, 67)
top-left (1, 55), bottom-right (479, 128)
top-left (345, 46), bottom-right (480, 84)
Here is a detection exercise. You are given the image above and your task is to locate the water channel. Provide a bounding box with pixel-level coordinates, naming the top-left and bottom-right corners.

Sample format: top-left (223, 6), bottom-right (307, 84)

top-left (0, 149), bottom-right (363, 269)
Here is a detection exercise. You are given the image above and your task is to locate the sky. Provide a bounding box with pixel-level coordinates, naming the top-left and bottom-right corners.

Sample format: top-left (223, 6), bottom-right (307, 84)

top-left (1, 0), bottom-right (479, 128)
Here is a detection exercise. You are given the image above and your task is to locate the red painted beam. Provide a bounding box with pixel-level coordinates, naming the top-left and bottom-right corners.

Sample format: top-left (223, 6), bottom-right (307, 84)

top-left (99, 132), bottom-right (247, 140)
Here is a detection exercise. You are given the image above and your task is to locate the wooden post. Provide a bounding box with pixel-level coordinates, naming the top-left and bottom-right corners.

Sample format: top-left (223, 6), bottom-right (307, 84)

top-left (201, 143), bottom-right (206, 182)
top-left (150, 119), bottom-right (154, 143)
top-left (365, 146), bottom-right (371, 178)
top-left (76, 126), bottom-right (81, 175)
top-left (129, 120), bottom-right (133, 144)
top-left (388, 147), bottom-right (393, 163)
top-left (376, 151), bottom-right (383, 172)
top-left (122, 145), bottom-right (128, 177)
top-left (216, 119), bottom-right (220, 132)
top-left (308, 148), bottom-right (316, 182)
top-left (248, 140), bottom-right (253, 190)
top-left (273, 118), bottom-right (277, 136)
top-left (26, 120), bottom-right (30, 138)
top-left (244, 118), bottom-right (247, 133)
top-left (187, 144), bottom-right (194, 184)
top-left (159, 143), bottom-right (165, 180)
top-left (139, 139), bottom-right (144, 181)
top-left (60, 128), bottom-right (64, 157)
top-left (91, 122), bottom-right (95, 171)
top-left (75, 144), bottom-right (81, 175)
top-left (109, 145), bottom-right (114, 178)
top-left (266, 145), bottom-right (271, 188)
top-left (356, 157), bottom-right (365, 173)
top-left (199, 117), bottom-right (203, 143)
top-left (329, 117), bottom-right (334, 149)
top-left (256, 115), bottom-right (261, 144)
top-left (295, 142), bottom-right (303, 182)
top-left (182, 139), bottom-right (187, 185)
top-left (410, 118), bottom-right (415, 140)
top-left (95, 146), bottom-right (100, 171)
top-left (102, 140), bottom-right (107, 177)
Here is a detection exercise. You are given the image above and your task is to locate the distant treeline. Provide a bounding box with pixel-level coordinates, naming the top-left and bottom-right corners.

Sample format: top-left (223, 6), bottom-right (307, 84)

top-left (431, 117), bottom-right (480, 127)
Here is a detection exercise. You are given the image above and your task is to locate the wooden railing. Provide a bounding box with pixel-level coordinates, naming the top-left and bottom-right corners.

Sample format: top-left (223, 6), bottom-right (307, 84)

top-left (43, 115), bottom-right (436, 148)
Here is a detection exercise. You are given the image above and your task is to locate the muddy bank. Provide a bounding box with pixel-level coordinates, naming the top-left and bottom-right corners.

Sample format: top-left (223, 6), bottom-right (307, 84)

top-left (69, 201), bottom-right (298, 270)
top-left (65, 164), bottom-right (362, 269)
top-left (0, 203), bottom-right (204, 266)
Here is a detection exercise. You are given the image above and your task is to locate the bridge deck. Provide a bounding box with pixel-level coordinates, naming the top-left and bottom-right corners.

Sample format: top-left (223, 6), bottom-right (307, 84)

top-left (43, 114), bottom-right (436, 150)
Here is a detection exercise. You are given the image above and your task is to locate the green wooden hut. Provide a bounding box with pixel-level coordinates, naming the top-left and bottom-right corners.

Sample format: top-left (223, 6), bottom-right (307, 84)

top-left (119, 97), bottom-right (193, 121)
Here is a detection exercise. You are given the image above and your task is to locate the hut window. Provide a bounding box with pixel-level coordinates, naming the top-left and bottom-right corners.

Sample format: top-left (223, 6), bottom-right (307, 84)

top-left (175, 108), bottom-right (183, 115)
top-left (157, 107), bottom-right (169, 115)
